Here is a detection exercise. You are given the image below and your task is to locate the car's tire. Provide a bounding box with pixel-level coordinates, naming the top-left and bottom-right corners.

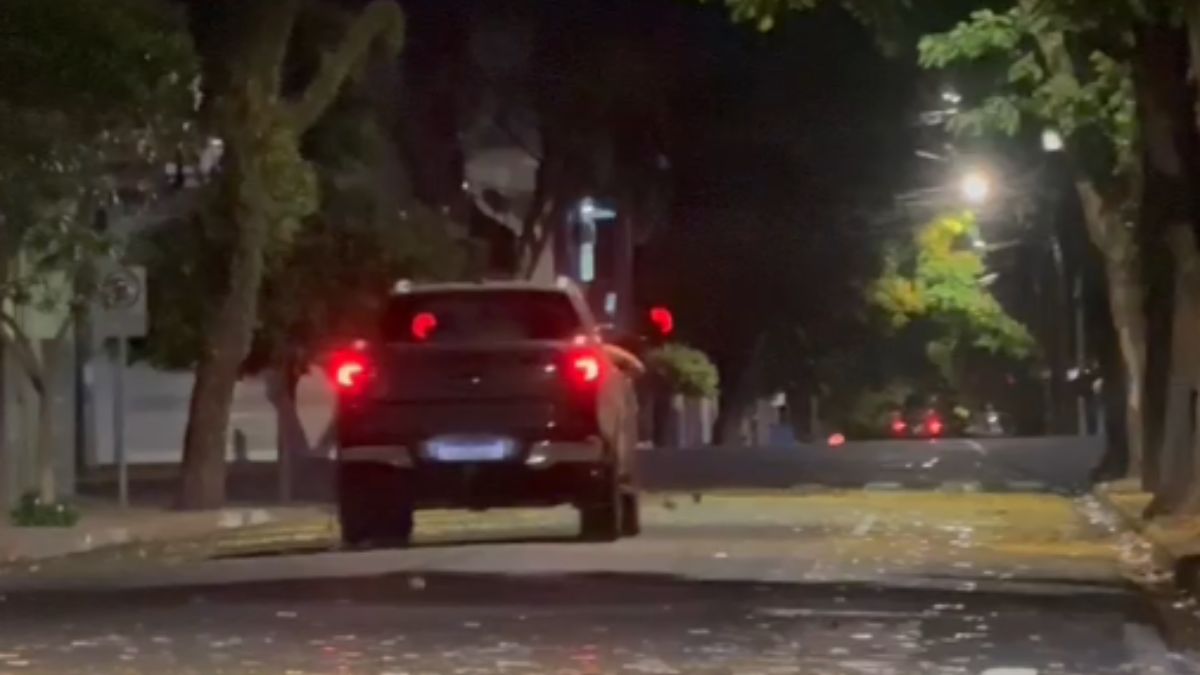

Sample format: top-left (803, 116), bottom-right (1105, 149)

top-left (619, 490), bottom-right (641, 537)
top-left (578, 467), bottom-right (622, 542)
top-left (337, 463), bottom-right (414, 549)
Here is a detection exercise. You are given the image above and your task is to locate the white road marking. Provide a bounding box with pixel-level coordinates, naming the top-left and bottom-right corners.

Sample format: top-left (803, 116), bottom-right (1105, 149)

top-left (850, 515), bottom-right (877, 537)
top-left (964, 439), bottom-right (987, 454)
top-left (981, 669), bottom-right (1038, 675)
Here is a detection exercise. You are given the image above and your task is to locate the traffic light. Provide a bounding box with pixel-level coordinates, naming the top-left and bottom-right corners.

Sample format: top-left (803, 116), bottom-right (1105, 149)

top-left (649, 306), bottom-right (674, 338)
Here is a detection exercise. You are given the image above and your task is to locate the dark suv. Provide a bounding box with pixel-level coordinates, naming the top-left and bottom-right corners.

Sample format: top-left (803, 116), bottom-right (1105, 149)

top-left (332, 280), bottom-right (641, 547)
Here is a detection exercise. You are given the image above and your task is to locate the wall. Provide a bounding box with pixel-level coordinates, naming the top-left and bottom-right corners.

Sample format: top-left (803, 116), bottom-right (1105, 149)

top-left (1, 338), bottom-right (76, 504)
top-left (86, 358), bottom-right (335, 466)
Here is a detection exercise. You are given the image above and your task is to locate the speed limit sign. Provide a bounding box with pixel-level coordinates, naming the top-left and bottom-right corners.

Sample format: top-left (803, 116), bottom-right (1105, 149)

top-left (93, 263), bottom-right (147, 338)
top-left (100, 267), bottom-right (142, 310)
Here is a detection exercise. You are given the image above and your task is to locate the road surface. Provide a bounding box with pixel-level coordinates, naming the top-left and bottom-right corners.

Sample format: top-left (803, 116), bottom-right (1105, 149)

top-left (4, 437), bottom-right (1198, 674)
top-left (640, 436), bottom-right (1105, 494)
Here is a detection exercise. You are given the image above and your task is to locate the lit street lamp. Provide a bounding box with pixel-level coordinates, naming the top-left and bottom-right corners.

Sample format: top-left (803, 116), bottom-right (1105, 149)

top-left (959, 169), bottom-right (992, 205)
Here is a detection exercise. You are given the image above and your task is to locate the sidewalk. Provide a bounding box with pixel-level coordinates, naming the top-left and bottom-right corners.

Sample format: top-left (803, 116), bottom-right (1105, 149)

top-left (1095, 481), bottom-right (1200, 593)
top-left (1, 500), bottom-right (331, 565)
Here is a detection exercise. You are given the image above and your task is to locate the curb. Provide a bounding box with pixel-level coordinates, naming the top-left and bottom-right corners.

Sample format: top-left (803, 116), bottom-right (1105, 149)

top-left (1092, 487), bottom-right (1199, 595)
top-left (1, 507), bottom-right (332, 567)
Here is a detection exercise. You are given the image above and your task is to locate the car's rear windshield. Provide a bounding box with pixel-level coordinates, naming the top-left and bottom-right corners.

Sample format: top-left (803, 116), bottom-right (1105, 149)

top-left (381, 290), bottom-right (583, 343)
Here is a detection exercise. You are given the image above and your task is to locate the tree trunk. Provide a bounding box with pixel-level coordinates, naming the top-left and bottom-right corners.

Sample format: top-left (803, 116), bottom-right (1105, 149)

top-left (712, 335), bottom-right (765, 447)
top-left (1091, 297), bottom-right (1130, 483)
top-left (265, 361), bottom-right (310, 503)
top-left (1131, 24), bottom-right (1200, 508)
top-left (34, 338), bottom-right (63, 503)
top-left (1027, 2), bottom-right (1150, 481)
top-left (179, 167), bottom-right (272, 509)
top-left (178, 0), bottom-right (404, 509)
top-left (1150, 237), bottom-right (1200, 512)
top-left (1103, 257), bottom-right (1148, 481)
top-left (179, 1), bottom-right (301, 510)
top-left (1166, 228), bottom-right (1200, 513)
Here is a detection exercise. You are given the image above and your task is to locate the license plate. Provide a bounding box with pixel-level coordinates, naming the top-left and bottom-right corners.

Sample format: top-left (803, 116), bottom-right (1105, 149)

top-left (425, 437), bottom-right (515, 462)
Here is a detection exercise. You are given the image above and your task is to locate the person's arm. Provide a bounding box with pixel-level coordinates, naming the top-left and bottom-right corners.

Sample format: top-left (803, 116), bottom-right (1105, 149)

top-left (603, 343), bottom-right (645, 377)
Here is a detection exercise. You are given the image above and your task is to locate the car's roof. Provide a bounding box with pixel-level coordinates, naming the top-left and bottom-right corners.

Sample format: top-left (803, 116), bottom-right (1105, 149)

top-left (390, 279), bottom-right (578, 296)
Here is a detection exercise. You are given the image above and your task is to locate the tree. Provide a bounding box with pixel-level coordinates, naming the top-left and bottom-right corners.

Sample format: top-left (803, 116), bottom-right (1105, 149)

top-left (249, 31), bottom-right (468, 477)
top-left (721, 0), bottom-right (1200, 506)
top-left (918, 2), bottom-right (1149, 481)
top-left (1129, 14), bottom-right (1200, 513)
top-left (917, 3), bottom-right (1200, 513)
top-left (645, 344), bottom-right (720, 399)
top-left (177, 0), bottom-right (405, 509)
top-left (869, 211), bottom-right (1035, 390)
top-left (644, 5), bottom-right (913, 443)
top-left (476, 1), bottom-right (678, 283)
top-left (0, 0), bottom-right (196, 502)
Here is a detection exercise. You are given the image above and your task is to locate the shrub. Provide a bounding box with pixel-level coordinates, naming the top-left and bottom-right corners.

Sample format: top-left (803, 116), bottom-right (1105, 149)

top-left (645, 343), bottom-right (719, 398)
top-left (9, 492), bottom-right (80, 528)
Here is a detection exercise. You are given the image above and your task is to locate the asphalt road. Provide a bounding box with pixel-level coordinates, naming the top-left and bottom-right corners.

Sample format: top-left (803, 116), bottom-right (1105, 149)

top-left (641, 436), bottom-right (1105, 493)
top-left (5, 436), bottom-right (1198, 674)
top-left (80, 436), bottom-right (1105, 504)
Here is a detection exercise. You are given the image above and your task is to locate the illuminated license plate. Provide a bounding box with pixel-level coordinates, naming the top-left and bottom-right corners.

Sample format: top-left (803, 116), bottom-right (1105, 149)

top-left (425, 437), bottom-right (515, 462)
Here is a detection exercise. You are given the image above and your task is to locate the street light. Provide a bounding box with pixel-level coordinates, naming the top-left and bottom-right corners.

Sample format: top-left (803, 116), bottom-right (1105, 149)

top-left (960, 169), bottom-right (992, 205)
top-left (1041, 129), bottom-right (1064, 153)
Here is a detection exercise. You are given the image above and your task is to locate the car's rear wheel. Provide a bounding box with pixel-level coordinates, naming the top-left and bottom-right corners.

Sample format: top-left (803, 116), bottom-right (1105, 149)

top-left (579, 467), bottom-right (622, 542)
top-left (337, 463), bottom-right (414, 549)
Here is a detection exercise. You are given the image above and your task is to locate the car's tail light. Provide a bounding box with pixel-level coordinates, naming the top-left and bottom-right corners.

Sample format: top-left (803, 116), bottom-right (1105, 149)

top-left (890, 419), bottom-right (908, 435)
top-left (330, 350), bottom-right (372, 394)
top-left (565, 349), bottom-right (605, 389)
top-left (927, 416), bottom-right (944, 437)
top-left (411, 312), bottom-right (438, 341)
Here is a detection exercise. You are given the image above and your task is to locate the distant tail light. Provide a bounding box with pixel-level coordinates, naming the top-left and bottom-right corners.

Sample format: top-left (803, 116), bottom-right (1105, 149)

top-left (330, 349), bottom-right (372, 394)
top-left (927, 416), bottom-right (944, 437)
top-left (890, 419), bottom-right (908, 436)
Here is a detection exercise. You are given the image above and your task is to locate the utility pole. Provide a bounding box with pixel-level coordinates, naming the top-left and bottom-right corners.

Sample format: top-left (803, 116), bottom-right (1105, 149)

top-left (1049, 230), bottom-right (1070, 433)
top-left (1073, 273), bottom-right (1088, 435)
top-left (112, 336), bottom-right (128, 507)
top-left (615, 207), bottom-right (635, 332)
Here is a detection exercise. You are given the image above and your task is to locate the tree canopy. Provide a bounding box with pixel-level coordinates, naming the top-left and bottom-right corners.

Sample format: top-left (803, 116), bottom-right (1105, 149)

top-left (0, 0), bottom-right (197, 501)
top-left (869, 212), bottom-right (1035, 385)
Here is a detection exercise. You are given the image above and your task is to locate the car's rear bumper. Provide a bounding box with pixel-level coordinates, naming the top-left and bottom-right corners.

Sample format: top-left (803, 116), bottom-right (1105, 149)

top-left (338, 439), bottom-right (610, 509)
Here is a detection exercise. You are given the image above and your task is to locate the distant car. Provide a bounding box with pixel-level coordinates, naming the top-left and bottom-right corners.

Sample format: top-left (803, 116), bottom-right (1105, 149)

top-left (332, 280), bottom-right (642, 548)
top-left (888, 407), bottom-right (947, 439)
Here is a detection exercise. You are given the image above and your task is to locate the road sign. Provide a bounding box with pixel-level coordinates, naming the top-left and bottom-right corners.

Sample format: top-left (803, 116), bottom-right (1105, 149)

top-left (93, 263), bottom-right (147, 338)
top-left (91, 262), bottom-right (147, 507)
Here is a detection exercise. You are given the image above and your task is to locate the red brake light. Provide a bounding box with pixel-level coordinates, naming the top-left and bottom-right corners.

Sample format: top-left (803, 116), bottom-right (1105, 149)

top-left (927, 416), bottom-right (944, 436)
top-left (412, 312), bottom-right (438, 341)
top-left (573, 355), bottom-right (601, 383)
top-left (891, 419), bottom-right (907, 435)
top-left (828, 432), bottom-right (846, 447)
top-left (330, 351), bottom-right (371, 393)
top-left (565, 349), bottom-right (605, 388)
top-left (649, 306), bottom-right (675, 337)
